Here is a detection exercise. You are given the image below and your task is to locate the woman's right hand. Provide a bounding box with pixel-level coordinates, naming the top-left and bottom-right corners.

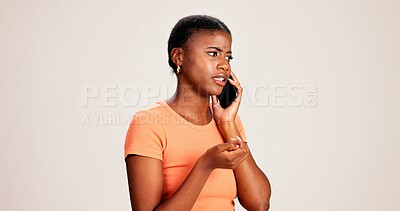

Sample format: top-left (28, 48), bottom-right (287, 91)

top-left (200, 140), bottom-right (249, 170)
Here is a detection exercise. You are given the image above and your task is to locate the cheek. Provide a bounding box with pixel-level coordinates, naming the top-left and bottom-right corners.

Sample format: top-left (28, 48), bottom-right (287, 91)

top-left (187, 55), bottom-right (213, 70)
top-left (184, 53), bottom-right (203, 67)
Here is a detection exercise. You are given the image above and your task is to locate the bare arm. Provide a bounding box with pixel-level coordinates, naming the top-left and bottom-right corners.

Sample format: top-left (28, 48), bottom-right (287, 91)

top-left (126, 155), bottom-right (163, 210)
top-left (211, 71), bottom-right (271, 210)
top-left (234, 152), bottom-right (271, 211)
top-left (126, 142), bottom-right (249, 211)
top-left (218, 122), bottom-right (271, 211)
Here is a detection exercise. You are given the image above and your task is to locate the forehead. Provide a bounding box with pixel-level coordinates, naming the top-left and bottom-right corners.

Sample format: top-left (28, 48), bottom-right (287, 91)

top-left (186, 30), bottom-right (232, 50)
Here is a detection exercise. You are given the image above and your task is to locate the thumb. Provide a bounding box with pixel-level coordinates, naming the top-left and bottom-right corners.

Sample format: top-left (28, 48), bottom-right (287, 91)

top-left (211, 95), bottom-right (221, 110)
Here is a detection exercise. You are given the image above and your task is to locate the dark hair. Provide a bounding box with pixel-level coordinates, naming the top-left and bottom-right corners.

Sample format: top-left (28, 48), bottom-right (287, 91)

top-left (167, 15), bottom-right (231, 73)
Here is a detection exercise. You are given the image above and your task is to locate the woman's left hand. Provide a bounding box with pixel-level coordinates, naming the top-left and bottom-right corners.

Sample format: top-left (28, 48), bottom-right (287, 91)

top-left (211, 71), bottom-right (243, 125)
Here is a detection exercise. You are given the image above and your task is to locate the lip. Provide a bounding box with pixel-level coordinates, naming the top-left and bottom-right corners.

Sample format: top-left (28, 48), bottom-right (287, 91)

top-left (212, 73), bottom-right (228, 86)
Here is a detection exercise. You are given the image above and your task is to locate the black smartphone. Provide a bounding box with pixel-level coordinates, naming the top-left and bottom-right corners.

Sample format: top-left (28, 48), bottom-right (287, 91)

top-left (217, 76), bottom-right (238, 109)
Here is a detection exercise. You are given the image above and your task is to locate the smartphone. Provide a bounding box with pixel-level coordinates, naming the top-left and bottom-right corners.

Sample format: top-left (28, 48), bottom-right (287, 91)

top-left (217, 76), bottom-right (238, 109)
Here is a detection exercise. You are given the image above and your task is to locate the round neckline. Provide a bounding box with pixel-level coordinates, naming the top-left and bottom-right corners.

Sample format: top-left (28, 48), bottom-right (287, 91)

top-left (157, 100), bottom-right (215, 131)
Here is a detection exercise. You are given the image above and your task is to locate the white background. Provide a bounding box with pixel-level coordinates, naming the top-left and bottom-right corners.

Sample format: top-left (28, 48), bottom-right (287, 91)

top-left (1, 0), bottom-right (399, 210)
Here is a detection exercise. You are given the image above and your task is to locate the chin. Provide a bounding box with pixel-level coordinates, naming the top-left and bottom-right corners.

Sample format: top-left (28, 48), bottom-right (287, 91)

top-left (205, 85), bottom-right (223, 96)
top-left (211, 88), bottom-right (223, 96)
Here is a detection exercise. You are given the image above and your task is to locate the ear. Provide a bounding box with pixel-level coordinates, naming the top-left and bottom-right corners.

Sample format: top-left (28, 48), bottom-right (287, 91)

top-left (171, 48), bottom-right (183, 67)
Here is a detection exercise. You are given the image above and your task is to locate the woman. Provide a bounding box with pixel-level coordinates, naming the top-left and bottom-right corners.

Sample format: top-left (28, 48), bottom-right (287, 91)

top-left (125, 15), bottom-right (271, 210)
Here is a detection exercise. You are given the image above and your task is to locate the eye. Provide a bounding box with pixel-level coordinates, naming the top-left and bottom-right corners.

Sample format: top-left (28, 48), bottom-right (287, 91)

top-left (208, 51), bottom-right (218, 57)
top-left (225, 55), bottom-right (233, 62)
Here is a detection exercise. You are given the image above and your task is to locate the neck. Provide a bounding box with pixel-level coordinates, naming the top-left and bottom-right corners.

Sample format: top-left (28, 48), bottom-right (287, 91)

top-left (166, 85), bottom-right (211, 125)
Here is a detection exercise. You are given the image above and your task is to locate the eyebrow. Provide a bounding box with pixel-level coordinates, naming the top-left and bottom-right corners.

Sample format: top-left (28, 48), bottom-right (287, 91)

top-left (206, 46), bottom-right (232, 54)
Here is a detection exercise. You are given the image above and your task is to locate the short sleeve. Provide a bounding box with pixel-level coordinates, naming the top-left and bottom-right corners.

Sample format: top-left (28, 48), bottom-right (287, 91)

top-left (124, 110), bottom-right (166, 160)
top-left (235, 114), bottom-right (248, 142)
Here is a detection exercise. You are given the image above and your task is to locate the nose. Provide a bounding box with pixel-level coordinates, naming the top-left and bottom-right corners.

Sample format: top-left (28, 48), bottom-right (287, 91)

top-left (217, 58), bottom-right (230, 73)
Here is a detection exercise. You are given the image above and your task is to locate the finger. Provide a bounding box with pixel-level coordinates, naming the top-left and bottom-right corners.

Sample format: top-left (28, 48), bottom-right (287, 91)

top-left (218, 142), bottom-right (239, 152)
top-left (227, 78), bottom-right (243, 104)
top-left (227, 141), bottom-right (247, 153)
top-left (227, 148), bottom-right (249, 165)
top-left (229, 71), bottom-right (241, 92)
top-left (211, 95), bottom-right (220, 107)
top-left (230, 136), bottom-right (245, 148)
top-left (230, 71), bottom-right (240, 85)
top-left (236, 146), bottom-right (250, 157)
top-left (229, 138), bottom-right (242, 148)
top-left (237, 137), bottom-right (247, 149)
top-left (230, 136), bottom-right (243, 142)
top-left (211, 95), bottom-right (223, 114)
top-left (228, 78), bottom-right (241, 88)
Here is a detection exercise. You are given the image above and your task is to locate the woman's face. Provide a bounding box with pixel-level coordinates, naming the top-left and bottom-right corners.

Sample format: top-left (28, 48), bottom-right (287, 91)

top-left (179, 30), bottom-right (233, 97)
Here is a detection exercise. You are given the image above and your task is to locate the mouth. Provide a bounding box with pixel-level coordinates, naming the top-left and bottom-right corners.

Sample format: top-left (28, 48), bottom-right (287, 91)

top-left (212, 74), bottom-right (228, 86)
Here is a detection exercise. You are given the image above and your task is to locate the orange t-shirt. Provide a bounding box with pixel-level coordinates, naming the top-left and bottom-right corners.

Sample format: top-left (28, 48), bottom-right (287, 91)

top-left (124, 100), bottom-right (247, 210)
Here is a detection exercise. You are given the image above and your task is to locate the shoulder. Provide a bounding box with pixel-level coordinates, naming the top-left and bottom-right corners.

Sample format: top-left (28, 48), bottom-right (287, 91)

top-left (131, 102), bottom-right (170, 126)
top-left (125, 103), bottom-right (168, 159)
